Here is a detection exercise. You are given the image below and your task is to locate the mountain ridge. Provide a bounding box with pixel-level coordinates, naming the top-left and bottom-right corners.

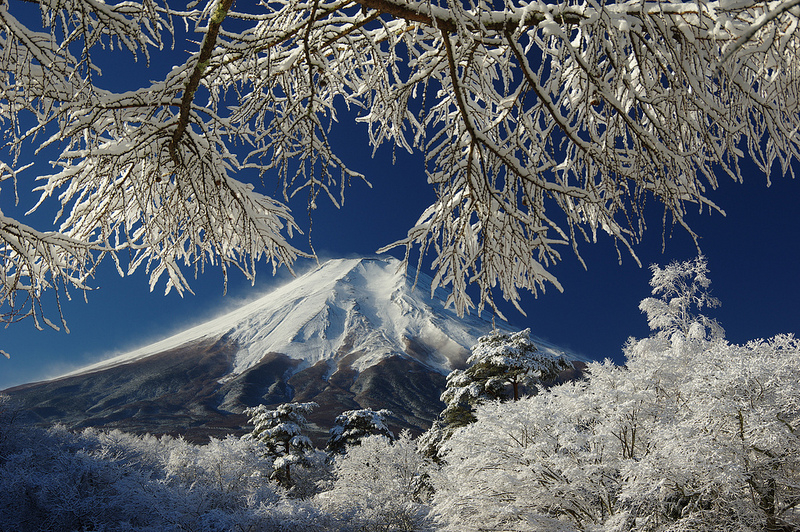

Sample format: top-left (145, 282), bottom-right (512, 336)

top-left (61, 256), bottom-right (576, 381)
top-left (5, 256), bottom-right (587, 443)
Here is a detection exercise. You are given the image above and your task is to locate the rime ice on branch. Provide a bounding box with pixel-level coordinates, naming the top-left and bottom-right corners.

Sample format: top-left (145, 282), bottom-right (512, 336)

top-left (1, 0), bottom-right (799, 329)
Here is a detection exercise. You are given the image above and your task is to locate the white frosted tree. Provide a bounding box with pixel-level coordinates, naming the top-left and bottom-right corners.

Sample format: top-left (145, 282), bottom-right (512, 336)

top-left (2, 0), bottom-right (800, 330)
top-left (639, 255), bottom-right (724, 340)
top-left (319, 431), bottom-right (434, 531)
top-left (432, 258), bottom-right (800, 531)
top-left (244, 401), bottom-right (318, 488)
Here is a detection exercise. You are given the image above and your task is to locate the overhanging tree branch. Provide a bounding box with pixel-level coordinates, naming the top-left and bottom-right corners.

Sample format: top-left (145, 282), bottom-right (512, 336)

top-left (1, 0), bottom-right (798, 332)
top-left (169, 0), bottom-right (234, 166)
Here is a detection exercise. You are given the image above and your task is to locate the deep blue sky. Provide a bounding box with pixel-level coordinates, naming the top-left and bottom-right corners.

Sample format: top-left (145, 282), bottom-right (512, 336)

top-left (2, 6), bottom-right (800, 389)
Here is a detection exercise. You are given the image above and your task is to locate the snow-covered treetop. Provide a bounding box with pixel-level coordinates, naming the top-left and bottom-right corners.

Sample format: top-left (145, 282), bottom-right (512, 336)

top-left (639, 256), bottom-right (724, 340)
top-left (246, 402), bottom-right (317, 423)
top-left (329, 409), bottom-right (393, 438)
top-left (429, 328), bottom-right (573, 455)
top-left (2, 0), bottom-right (799, 330)
top-left (468, 328), bottom-right (571, 378)
top-left (244, 402), bottom-right (318, 444)
top-left (327, 408), bottom-right (394, 453)
top-left (441, 328), bottom-right (571, 416)
top-left (243, 401), bottom-right (317, 489)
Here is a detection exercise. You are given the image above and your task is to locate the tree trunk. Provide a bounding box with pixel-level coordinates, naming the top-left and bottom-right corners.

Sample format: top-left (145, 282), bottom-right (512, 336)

top-left (759, 477), bottom-right (780, 532)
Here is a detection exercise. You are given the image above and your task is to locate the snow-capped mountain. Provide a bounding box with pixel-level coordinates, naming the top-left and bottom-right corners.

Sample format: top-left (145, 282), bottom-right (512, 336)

top-left (5, 257), bottom-right (585, 443)
top-left (69, 256), bottom-right (569, 378)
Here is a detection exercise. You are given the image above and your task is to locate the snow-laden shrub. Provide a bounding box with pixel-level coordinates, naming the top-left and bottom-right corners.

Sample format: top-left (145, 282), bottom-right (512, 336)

top-left (432, 258), bottom-right (800, 532)
top-left (318, 430), bottom-right (434, 531)
top-left (0, 424), bottom-right (324, 531)
top-left (284, 448), bottom-right (334, 500)
top-left (0, 425), bottom-right (172, 531)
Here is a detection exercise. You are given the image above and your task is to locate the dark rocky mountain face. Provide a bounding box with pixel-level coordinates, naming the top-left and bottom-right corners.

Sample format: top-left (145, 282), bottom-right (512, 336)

top-left (5, 335), bottom-right (447, 445)
top-left (6, 335), bottom-right (244, 442)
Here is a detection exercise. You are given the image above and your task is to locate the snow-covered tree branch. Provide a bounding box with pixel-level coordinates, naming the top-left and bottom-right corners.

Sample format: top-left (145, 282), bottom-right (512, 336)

top-left (2, 0), bottom-right (799, 327)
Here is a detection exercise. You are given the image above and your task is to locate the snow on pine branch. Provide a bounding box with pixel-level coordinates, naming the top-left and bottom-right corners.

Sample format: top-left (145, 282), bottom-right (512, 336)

top-left (1, 0), bottom-right (799, 330)
top-left (467, 328), bottom-right (571, 379)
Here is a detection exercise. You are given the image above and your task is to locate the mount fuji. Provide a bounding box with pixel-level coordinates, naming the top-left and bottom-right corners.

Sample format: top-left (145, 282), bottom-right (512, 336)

top-left (4, 257), bottom-right (585, 443)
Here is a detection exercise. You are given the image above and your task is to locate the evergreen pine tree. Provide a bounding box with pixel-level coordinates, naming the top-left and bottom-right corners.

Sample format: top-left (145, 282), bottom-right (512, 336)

top-left (244, 402), bottom-right (318, 488)
top-left (421, 329), bottom-right (572, 458)
top-left (326, 408), bottom-right (394, 454)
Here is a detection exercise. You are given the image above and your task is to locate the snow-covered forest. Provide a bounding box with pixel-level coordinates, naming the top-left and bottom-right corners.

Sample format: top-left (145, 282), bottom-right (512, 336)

top-left (2, 257), bottom-right (798, 532)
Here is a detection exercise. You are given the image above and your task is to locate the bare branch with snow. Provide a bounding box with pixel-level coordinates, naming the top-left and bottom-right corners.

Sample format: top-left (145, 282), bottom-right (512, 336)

top-left (1, 0), bottom-right (798, 330)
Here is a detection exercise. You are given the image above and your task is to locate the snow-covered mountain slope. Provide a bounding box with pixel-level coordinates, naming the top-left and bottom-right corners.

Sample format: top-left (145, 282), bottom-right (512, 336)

top-left (8, 256), bottom-right (589, 443)
top-left (65, 256), bottom-right (579, 380)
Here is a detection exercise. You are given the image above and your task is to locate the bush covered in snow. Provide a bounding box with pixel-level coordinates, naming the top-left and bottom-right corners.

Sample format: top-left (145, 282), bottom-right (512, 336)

top-left (320, 431), bottom-right (434, 531)
top-left (432, 257), bottom-right (800, 531)
top-left (0, 424), bottom-right (318, 531)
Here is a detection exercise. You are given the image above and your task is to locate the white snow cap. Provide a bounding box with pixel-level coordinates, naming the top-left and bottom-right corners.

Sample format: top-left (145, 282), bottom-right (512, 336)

top-left (62, 257), bottom-right (583, 380)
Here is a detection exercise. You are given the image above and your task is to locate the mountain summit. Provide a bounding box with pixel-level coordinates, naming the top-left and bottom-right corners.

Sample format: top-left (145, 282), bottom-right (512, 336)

top-left (5, 257), bottom-right (580, 442)
top-left (70, 256), bottom-right (568, 378)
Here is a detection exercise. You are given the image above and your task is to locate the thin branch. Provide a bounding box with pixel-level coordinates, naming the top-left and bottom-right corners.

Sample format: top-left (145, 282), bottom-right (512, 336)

top-left (169, 0), bottom-right (234, 166)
